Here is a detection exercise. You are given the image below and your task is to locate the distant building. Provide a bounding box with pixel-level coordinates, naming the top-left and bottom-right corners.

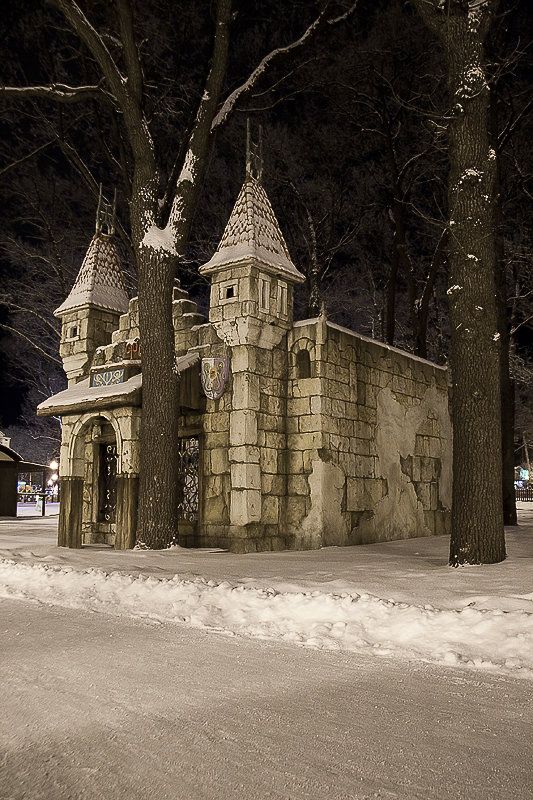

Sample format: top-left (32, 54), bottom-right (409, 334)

top-left (0, 432), bottom-right (50, 516)
top-left (38, 158), bottom-right (451, 552)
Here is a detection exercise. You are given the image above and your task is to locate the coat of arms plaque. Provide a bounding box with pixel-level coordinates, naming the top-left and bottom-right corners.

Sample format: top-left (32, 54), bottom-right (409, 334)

top-left (201, 357), bottom-right (230, 400)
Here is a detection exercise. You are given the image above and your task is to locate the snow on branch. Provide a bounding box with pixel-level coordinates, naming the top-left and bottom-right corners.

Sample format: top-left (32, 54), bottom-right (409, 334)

top-left (1, 84), bottom-right (113, 105)
top-left (49, 0), bottom-right (156, 169)
top-left (211, 2), bottom-right (358, 132)
top-left (50, 0), bottom-right (127, 104)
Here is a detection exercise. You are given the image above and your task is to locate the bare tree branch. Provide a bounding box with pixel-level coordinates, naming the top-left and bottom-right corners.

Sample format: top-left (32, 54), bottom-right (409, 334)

top-left (498, 97), bottom-right (533, 151)
top-left (49, 0), bottom-right (154, 165)
top-left (0, 139), bottom-right (56, 179)
top-left (1, 83), bottom-right (112, 104)
top-left (1, 302), bottom-right (61, 338)
top-left (167, 0), bottom-right (233, 242)
top-left (211, 2), bottom-right (358, 132)
top-left (116, 0), bottom-right (144, 105)
top-left (0, 323), bottom-right (62, 365)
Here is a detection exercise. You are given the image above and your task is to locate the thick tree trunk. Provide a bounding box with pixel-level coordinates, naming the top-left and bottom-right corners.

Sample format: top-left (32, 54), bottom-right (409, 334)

top-left (136, 247), bottom-right (180, 548)
top-left (445, 5), bottom-right (505, 564)
top-left (415, 0), bottom-right (506, 564)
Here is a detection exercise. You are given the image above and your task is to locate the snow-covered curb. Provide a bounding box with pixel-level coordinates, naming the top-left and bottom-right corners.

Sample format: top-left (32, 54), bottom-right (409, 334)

top-left (1, 558), bottom-right (531, 678)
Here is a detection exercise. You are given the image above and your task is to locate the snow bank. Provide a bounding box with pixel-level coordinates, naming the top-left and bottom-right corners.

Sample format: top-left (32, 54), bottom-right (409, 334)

top-left (1, 558), bottom-right (531, 679)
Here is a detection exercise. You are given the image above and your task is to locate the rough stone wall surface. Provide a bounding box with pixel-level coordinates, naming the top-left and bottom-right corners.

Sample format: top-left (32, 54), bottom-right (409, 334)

top-left (59, 275), bottom-right (450, 553)
top-left (59, 406), bottom-right (140, 546)
top-left (286, 320), bottom-right (451, 547)
top-left (208, 264), bottom-right (293, 330)
top-left (60, 307), bottom-right (121, 385)
top-left (182, 296), bottom-right (290, 553)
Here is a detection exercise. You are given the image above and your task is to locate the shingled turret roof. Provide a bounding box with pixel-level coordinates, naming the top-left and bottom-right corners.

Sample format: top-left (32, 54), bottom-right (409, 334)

top-left (200, 176), bottom-right (305, 283)
top-left (54, 233), bottom-right (129, 316)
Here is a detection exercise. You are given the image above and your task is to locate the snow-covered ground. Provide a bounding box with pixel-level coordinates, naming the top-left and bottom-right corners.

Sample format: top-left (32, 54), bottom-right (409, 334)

top-left (4, 599), bottom-right (530, 800)
top-left (16, 501), bottom-right (60, 517)
top-left (1, 504), bottom-right (532, 679)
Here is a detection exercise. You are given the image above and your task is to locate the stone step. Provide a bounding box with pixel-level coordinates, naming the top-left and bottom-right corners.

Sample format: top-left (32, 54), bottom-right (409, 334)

top-left (111, 329), bottom-right (130, 343)
top-left (172, 298), bottom-right (198, 315)
top-left (182, 312), bottom-right (207, 326)
top-left (173, 285), bottom-right (190, 301)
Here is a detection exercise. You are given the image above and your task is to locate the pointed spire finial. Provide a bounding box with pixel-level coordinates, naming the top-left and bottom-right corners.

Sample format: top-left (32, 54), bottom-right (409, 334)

top-left (246, 118), bottom-right (263, 181)
top-left (95, 184), bottom-right (117, 236)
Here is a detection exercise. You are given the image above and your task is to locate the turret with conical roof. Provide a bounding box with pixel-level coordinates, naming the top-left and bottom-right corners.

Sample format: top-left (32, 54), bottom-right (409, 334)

top-left (55, 191), bottom-right (129, 385)
top-left (200, 127), bottom-right (304, 341)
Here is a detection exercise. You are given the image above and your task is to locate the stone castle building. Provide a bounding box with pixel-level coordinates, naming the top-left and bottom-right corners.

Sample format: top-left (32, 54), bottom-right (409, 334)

top-left (38, 163), bottom-right (452, 553)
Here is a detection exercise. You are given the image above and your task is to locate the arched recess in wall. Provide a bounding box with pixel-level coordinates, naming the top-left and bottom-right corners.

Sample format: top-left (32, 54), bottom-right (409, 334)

top-left (296, 349), bottom-right (311, 378)
top-left (290, 338), bottom-right (316, 380)
top-left (67, 411), bottom-right (123, 478)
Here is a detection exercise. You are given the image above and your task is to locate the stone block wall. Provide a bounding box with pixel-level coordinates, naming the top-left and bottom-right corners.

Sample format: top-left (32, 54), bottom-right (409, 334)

top-left (178, 316), bottom-right (291, 553)
top-left (286, 318), bottom-right (451, 547)
top-left (59, 406), bottom-right (141, 548)
top-left (67, 279), bottom-right (451, 553)
top-left (60, 307), bottom-right (122, 385)
top-left (207, 263), bottom-right (293, 329)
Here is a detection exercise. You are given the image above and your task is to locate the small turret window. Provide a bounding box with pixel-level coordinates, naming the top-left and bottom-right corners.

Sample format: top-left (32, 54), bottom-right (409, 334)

top-left (296, 349), bottom-right (311, 379)
top-left (259, 277), bottom-right (270, 312)
top-left (279, 282), bottom-right (288, 317)
top-left (220, 281), bottom-right (238, 304)
top-left (69, 326), bottom-right (78, 339)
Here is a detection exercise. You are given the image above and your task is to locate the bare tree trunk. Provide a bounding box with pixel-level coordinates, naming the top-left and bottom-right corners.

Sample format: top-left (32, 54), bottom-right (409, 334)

top-left (414, 233), bottom-right (447, 360)
top-left (136, 248), bottom-right (180, 547)
top-left (415, 0), bottom-right (506, 565)
top-left (306, 208), bottom-right (321, 317)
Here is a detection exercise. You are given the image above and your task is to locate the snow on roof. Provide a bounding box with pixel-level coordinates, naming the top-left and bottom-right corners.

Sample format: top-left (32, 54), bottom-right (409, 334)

top-left (200, 176), bottom-right (305, 282)
top-left (37, 352), bottom-right (201, 417)
top-left (37, 374), bottom-right (142, 416)
top-left (54, 234), bottom-right (129, 317)
top-left (176, 350), bottom-right (201, 373)
top-left (0, 442), bottom-right (23, 462)
top-left (293, 318), bottom-right (447, 371)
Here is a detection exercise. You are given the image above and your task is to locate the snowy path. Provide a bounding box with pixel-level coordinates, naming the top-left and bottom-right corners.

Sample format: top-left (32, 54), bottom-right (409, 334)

top-left (1, 556), bottom-right (532, 678)
top-left (1, 599), bottom-right (531, 800)
top-left (1, 507), bottom-right (532, 678)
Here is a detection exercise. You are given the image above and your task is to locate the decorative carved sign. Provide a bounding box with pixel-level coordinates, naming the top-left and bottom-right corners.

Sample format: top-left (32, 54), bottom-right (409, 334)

top-left (201, 357), bottom-right (230, 400)
top-left (126, 338), bottom-right (141, 360)
top-left (99, 443), bottom-right (117, 522)
top-left (177, 436), bottom-right (200, 522)
top-left (91, 368), bottom-right (125, 387)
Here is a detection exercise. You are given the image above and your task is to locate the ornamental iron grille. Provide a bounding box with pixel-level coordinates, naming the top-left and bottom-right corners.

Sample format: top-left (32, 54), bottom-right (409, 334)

top-left (98, 443), bottom-right (117, 522)
top-left (177, 436), bottom-right (200, 521)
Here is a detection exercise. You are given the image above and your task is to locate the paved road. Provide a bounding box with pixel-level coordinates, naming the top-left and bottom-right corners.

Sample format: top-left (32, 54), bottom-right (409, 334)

top-left (1, 599), bottom-right (530, 800)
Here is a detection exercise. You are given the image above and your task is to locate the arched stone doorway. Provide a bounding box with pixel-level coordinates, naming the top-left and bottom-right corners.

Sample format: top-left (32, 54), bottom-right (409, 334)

top-left (86, 418), bottom-right (119, 546)
top-left (59, 410), bottom-right (138, 549)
